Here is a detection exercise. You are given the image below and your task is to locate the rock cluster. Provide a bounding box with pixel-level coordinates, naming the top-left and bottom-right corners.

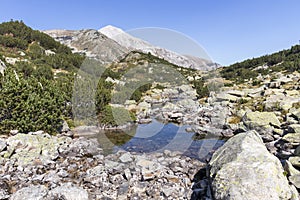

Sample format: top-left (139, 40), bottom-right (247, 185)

top-left (202, 71), bottom-right (300, 197)
top-left (0, 132), bottom-right (205, 199)
top-left (128, 84), bottom-right (234, 139)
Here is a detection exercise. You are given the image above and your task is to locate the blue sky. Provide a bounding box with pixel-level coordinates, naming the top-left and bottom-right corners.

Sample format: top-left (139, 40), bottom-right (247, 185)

top-left (1, 0), bottom-right (300, 65)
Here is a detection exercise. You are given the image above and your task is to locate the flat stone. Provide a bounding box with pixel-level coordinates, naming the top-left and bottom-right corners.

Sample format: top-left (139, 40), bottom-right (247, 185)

top-left (104, 160), bottom-right (120, 169)
top-left (289, 174), bottom-right (300, 189)
top-left (289, 156), bottom-right (300, 168)
top-left (243, 111), bottom-right (281, 129)
top-left (136, 158), bottom-right (155, 169)
top-left (282, 133), bottom-right (300, 144)
top-left (216, 93), bottom-right (239, 102)
top-left (227, 90), bottom-right (245, 97)
top-left (6, 133), bottom-right (65, 166)
top-left (141, 168), bottom-right (156, 181)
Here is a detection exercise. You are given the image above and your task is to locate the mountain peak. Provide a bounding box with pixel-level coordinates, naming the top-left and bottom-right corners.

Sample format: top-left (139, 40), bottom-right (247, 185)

top-left (99, 25), bottom-right (126, 38)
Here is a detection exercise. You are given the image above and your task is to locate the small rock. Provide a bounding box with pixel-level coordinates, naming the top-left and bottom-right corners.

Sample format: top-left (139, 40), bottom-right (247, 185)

top-left (119, 152), bottom-right (133, 163)
top-left (61, 120), bottom-right (71, 133)
top-left (124, 168), bottom-right (131, 180)
top-left (9, 130), bottom-right (19, 135)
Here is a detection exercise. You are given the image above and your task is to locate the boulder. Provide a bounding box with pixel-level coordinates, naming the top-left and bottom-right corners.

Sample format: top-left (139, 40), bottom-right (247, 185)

top-left (6, 133), bottom-right (66, 166)
top-left (243, 111), bottom-right (281, 129)
top-left (10, 185), bottom-right (48, 200)
top-left (48, 184), bottom-right (89, 200)
top-left (289, 156), bottom-right (300, 168)
top-left (284, 160), bottom-right (300, 176)
top-left (288, 124), bottom-right (300, 133)
top-left (282, 133), bottom-right (300, 144)
top-left (291, 109), bottom-right (300, 120)
top-left (216, 93), bottom-right (239, 102)
top-left (137, 102), bottom-right (151, 112)
top-left (289, 175), bottom-right (300, 189)
top-left (209, 131), bottom-right (297, 200)
top-left (295, 145), bottom-right (300, 156)
top-left (119, 152), bottom-right (133, 163)
top-left (266, 81), bottom-right (281, 88)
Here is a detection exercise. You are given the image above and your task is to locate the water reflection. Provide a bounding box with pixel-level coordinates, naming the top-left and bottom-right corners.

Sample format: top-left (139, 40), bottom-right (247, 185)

top-left (90, 119), bottom-right (224, 160)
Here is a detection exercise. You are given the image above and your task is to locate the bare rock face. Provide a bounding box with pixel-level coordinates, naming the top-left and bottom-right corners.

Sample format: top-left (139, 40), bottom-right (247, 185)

top-left (209, 130), bottom-right (298, 200)
top-left (44, 29), bottom-right (128, 63)
top-left (99, 25), bottom-right (219, 71)
top-left (45, 26), bottom-right (220, 71)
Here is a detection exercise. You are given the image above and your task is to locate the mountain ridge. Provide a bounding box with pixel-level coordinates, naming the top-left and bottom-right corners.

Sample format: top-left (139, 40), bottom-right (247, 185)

top-left (45, 25), bottom-right (220, 71)
top-left (99, 25), bottom-right (220, 71)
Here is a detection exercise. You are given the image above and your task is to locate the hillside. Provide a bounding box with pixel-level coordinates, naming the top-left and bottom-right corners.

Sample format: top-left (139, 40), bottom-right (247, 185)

top-left (0, 21), bottom-right (210, 133)
top-left (0, 20), bottom-right (85, 134)
top-left (99, 25), bottom-right (219, 71)
top-left (220, 45), bottom-right (300, 83)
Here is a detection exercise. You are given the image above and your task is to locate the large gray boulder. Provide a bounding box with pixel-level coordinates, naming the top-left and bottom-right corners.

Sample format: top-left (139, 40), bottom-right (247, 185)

top-left (243, 111), bottom-right (281, 129)
top-left (209, 131), bottom-right (298, 200)
top-left (5, 133), bottom-right (68, 166)
top-left (48, 184), bottom-right (89, 200)
top-left (10, 185), bottom-right (48, 200)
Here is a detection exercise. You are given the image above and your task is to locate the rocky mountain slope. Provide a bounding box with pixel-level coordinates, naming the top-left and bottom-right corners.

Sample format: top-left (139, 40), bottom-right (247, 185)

top-left (44, 29), bottom-right (128, 63)
top-left (2, 20), bottom-right (300, 199)
top-left (99, 25), bottom-right (219, 71)
top-left (45, 25), bottom-right (219, 70)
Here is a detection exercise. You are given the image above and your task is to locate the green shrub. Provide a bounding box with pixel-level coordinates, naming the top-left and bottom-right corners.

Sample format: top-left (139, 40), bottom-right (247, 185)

top-left (0, 35), bottom-right (27, 49)
top-left (191, 79), bottom-right (209, 99)
top-left (98, 105), bottom-right (135, 127)
top-left (0, 69), bottom-right (64, 134)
